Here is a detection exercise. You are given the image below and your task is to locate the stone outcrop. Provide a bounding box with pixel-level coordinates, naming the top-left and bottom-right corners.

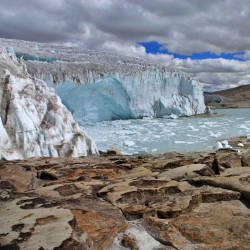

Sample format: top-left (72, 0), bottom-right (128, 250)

top-left (0, 136), bottom-right (250, 249)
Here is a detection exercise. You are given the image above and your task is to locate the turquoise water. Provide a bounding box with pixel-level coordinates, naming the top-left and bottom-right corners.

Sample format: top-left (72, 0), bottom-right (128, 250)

top-left (83, 109), bottom-right (250, 154)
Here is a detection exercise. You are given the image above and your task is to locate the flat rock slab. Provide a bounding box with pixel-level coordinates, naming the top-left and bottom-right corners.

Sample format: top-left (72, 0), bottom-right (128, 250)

top-left (144, 200), bottom-right (250, 250)
top-left (0, 198), bottom-right (74, 250)
top-left (158, 164), bottom-right (214, 180)
top-left (193, 171), bottom-right (250, 201)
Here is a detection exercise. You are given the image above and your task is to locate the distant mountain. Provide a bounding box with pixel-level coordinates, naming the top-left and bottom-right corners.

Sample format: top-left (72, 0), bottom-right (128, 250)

top-left (205, 84), bottom-right (250, 108)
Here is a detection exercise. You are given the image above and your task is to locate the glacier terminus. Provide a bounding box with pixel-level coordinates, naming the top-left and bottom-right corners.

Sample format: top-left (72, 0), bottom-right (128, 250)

top-left (1, 38), bottom-right (206, 123)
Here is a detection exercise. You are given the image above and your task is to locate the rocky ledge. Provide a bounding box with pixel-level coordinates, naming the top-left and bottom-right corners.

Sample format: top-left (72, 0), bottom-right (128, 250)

top-left (1, 136), bottom-right (250, 250)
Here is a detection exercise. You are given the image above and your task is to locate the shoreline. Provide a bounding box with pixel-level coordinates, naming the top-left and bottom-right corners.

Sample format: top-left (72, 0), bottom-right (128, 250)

top-left (182, 111), bottom-right (224, 119)
top-left (208, 104), bottom-right (250, 109)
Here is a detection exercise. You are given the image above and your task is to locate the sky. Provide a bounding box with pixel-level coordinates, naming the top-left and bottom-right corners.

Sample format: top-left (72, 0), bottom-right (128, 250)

top-left (0, 0), bottom-right (250, 91)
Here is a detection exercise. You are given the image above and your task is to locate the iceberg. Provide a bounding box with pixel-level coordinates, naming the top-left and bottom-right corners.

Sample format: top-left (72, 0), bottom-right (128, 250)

top-left (0, 47), bottom-right (98, 160)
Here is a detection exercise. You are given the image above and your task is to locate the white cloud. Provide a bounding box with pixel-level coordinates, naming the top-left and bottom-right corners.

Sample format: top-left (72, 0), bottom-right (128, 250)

top-left (0, 0), bottom-right (250, 90)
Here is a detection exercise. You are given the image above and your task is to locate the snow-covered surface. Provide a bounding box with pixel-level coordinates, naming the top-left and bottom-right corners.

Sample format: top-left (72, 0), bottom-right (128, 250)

top-left (0, 47), bottom-right (97, 160)
top-left (0, 38), bottom-right (206, 122)
top-left (83, 108), bottom-right (250, 155)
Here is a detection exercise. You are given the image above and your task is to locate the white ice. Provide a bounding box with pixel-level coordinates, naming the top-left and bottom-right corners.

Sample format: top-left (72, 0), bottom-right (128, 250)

top-left (0, 48), bottom-right (98, 160)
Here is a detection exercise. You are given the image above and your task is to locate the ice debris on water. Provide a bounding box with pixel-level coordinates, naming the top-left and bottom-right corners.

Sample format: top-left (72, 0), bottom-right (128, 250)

top-left (123, 140), bottom-right (135, 147)
top-left (164, 114), bottom-right (179, 119)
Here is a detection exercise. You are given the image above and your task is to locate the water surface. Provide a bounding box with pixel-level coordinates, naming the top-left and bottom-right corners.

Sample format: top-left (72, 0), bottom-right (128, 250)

top-left (83, 108), bottom-right (250, 154)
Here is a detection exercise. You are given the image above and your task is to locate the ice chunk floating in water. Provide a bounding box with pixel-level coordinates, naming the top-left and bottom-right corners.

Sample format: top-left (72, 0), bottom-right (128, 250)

top-left (83, 108), bottom-right (250, 155)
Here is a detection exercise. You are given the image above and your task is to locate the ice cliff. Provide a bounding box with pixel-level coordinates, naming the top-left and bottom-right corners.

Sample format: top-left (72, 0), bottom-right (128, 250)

top-left (0, 39), bottom-right (206, 122)
top-left (0, 47), bottom-right (98, 160)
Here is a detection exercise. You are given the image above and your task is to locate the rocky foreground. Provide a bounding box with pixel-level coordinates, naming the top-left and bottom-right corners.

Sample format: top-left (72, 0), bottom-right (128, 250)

top-left (1, 136), bottom-right (250, 250)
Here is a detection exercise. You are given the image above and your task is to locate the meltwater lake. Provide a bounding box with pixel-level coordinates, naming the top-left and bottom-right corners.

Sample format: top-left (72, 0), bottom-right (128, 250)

top-left (83, 108), bottom-right (250, 155)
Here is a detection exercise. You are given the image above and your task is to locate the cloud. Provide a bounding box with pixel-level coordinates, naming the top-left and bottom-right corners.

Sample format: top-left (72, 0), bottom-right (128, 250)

top-left (1, 0), bottom-right (250, 53)
top-left (0, 0), bottom-right (250, 90)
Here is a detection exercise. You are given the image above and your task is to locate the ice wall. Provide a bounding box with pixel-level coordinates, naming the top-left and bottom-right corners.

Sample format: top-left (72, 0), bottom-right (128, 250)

top-left (0, 39), bottom-right (206, 123)
top-left (52, 70), bottom-right (205, 122)
top-left (54, 78), bottom-right (134, 123)
top-left (0, 48), bottom-right (98, 160)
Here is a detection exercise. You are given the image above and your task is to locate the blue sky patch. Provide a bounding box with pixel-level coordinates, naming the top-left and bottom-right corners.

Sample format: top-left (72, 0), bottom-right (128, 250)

top-left (138, 41), bottom-right (246, 61)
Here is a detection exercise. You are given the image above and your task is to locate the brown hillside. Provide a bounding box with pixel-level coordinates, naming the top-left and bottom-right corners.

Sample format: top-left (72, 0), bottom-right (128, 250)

top-left (205, 84), bottom-right (250, 108)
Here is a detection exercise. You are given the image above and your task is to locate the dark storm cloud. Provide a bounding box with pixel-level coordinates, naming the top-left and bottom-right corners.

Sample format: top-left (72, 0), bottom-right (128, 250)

top-left (1, 0), bottom-right (250, 53)
top-left (0, 0), bottom-right (250, 90)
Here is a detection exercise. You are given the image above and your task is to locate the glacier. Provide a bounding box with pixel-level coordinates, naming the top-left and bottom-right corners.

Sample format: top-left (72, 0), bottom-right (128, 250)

top-left (0, 47), bottom-right (98, 160)
top-left (53, 71), bottom-right (205, 122)
top-left (0, 38), bottom-right (206, 123)
top-left (54, 78), bottom-right (135, 123)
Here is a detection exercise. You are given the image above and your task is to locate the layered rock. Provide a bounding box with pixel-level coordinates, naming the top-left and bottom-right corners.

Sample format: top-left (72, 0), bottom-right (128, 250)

top-left (0, 48), bottom-right (98, 160)
top-left (1, 136), bottom-right (250, 249)
top-left (0, 38), bottom-right (206, 122)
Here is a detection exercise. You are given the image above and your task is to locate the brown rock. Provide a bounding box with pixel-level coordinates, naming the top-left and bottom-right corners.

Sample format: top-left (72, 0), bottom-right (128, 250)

top-left (72, 209), bottom-right (127, 250)
top-left (144, 196), bottom-right (249, 249)
top-left (158, 164), bottom-right (214, 181)
top-left (172, 200), bottom-right (250, 250)
top-left (242, 149), bottom-right (250, 166)
top-left (121, 235), bottom-right (139, 250)
top-left (106, 147), bottom-right (122, 155)
top-left (99, 178), bottom-right (189, 219)
top-left (193, 169), bottom-right (250, 201)
top-left (1, 143), bottom-right (250, 249)
top-left (0, 198), bottom-right (74, 250)
top-left (214, 151), bottom-right (242, 173)
top-left (117, 166), bottom-right (153, 179)
top-left (0, 164), bottom-right (40, 192)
